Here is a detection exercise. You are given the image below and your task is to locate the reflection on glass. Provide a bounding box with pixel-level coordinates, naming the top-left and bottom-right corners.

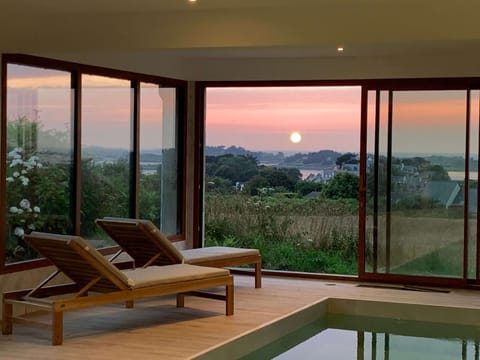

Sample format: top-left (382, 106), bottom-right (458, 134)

top-left (5, 64), bottom-right (73, 263)
top-left (368, 90), bottom-right (468, 278)
top-left (80, 75), bottom-right (131, 241)
top-left (139, 83), bottom-right (179, 235)
top-left (205, 86), bottom-right (361, 275)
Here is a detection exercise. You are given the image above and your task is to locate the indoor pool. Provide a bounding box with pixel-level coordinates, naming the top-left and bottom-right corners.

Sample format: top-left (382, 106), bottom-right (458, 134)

top-left (194, 298), bottom-right (480, 360)
top-left (242, 314), bottom-right (480, 359)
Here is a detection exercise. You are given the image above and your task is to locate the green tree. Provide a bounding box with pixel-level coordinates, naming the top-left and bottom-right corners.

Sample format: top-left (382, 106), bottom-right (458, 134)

top-left (336, 152), bottom-right (358, 167)
top-left (296, 180), bottom-right (323, 197)
top-left (244, 174), bottom-right (270, 195)
top-left (206, 154), bottom-right (258, 183)
top-left (322, 172), bottom-right (359, 199)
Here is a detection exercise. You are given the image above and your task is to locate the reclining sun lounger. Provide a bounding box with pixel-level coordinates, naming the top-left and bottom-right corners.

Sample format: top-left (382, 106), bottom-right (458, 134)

top-left (95, 217), bottom-right (262, 288)
top-left (2, 232), bottom-right (234, 345)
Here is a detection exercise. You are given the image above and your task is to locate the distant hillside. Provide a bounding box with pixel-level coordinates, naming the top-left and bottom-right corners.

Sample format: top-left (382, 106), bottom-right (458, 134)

top-left (82, 146), bottom-right (163, 163)
top-left (82, 146), bottom-right (129, 160)
top-left (206, 146), bottom-right (344, 169)
top-left (206, 146), bottom-right (284, 163)
top-left (280, 150), bottom-right (341, 169)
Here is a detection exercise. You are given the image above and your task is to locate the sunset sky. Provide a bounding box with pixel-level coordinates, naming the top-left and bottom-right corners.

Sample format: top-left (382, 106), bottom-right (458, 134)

top-left (6, 63), bottom-right (478, 157)
top-left (206, 86), bottom-right (361, 153)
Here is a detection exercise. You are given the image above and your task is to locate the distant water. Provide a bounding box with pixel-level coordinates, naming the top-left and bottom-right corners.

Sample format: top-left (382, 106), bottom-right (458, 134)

top-left (449, 171), bottom-right (478, 181)
top-left (300, 170), bottom-right (478, 181)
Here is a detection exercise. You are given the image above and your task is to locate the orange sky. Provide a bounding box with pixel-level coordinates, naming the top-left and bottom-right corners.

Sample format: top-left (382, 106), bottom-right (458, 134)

top-left (7, 63), bottom-right (478, 156)
top-left (206, 87), bottom-right (362, 153)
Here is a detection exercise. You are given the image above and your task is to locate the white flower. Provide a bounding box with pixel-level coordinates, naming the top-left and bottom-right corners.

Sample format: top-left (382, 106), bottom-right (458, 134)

top-left (9, 206), bottom-right (19, 213)
top-left (6, 177), bottom-right (14, 182)
top-left (16, 209), bottom-right (24, 215)
top-left (36, 163), bottom-right (43, 168)
top-left (14, 227), bottom-right (24, 237)
top-left (33, 206), bottom-right (41, 213)
top-left (21, 170), bottom-right (27, 174)
top-left (19, 199), bottom-right (31, 209)
top-left (21, 177), bottom-right (29, 186)
top-left (12, 171), bottom-right (20, 177)
top-left (10, 159), bottom-right (23, 167)
top-left (27, 224), bottom-right (35, 230)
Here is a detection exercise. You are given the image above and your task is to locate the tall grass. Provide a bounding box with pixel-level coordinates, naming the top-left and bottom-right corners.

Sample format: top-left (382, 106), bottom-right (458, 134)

top-left (204, 193), bottom-right (359, 274)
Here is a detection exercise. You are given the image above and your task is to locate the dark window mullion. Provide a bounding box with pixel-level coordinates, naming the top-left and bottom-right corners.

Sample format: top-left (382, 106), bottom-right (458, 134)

top-left (373, 90), bottom-right (381, 273)
top-left (464, 90), bottom-right (470, 282)
top-left (130, 80), bottom-right (140, 218)
top-left (385, 90), bottom-right (393, 273)
top-left (72, 72), bottom-right (82, 235)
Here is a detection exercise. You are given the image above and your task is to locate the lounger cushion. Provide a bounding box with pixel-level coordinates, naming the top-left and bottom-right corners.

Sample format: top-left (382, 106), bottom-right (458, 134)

top-left (123, 264), bottom-right (230, 289)
top-left (183, 246), bottom-right (260, 264)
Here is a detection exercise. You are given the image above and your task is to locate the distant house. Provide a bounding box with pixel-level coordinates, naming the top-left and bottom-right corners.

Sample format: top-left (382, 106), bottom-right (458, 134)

top-left (305, 168), bottom-right (336, 183)
top-left (452, 187), bottom-right (478, 214)
top-left (421, 181), bottom-right (461, 208)
top-left (341, 163), bottom-right (359, 176)
top-left (303, 191), bottom-right (321, 200)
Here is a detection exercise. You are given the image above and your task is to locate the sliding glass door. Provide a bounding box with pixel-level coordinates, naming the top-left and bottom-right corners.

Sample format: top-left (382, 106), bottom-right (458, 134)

top-left (365, 87), bottom-right (480, 282)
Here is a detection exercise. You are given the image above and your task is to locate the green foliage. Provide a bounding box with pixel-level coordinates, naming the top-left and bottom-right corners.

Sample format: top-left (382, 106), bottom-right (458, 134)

top-left (205, 176), bottom-right (234, 194)
top-left (204, 193), bottom-right (359, 275)
top-left (428, 164), bottom-right (450, 181)
top-left (321, 172), bottom-right (359, 199)
top-left (206, 154), bottom-right (258, 183)
top-left (4, 118), bottom-right (164, 261)
top-left (336, 152), bottom-right (359, 167)
top-left (80, 159), bottom-right (130, 236)
top-left (393, 195), bottom-right (442, 210)
top-left (244, 166), bottom-right (301, 195)
top-left (296, 180), bottom-right (323, 197)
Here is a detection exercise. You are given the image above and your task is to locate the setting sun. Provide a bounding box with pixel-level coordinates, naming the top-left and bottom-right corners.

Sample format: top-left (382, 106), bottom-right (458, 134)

top-left (290, 131), bottom-right (302, 144)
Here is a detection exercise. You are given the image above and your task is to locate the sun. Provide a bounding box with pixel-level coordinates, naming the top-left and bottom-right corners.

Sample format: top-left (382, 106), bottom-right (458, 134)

top-left (290, 131), bottom-right (302, 144)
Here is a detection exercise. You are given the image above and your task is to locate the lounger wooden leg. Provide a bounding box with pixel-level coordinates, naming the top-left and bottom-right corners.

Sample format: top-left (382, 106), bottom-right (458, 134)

top-left (176, 293), bottom-right (185, 308)
top-left (226, 284), bottom-right (234, 316)
top-left (255, 261), bottom-right (262, 288)
top-left (52, 311), bottom-right (63, 345)
top-left (125, 300), bottom-right (134, 308)
top-left (2, 301), bottom-right (13, 335)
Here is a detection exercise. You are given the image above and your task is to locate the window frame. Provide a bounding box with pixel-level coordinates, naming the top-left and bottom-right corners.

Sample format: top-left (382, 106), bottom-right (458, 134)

top-left (1, 54), bottom-right (187, 273)
top-left (195, 78), bottom-right (480, 288)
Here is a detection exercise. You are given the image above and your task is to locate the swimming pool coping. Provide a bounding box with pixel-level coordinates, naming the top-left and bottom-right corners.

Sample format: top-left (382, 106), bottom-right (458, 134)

top-left (191, 296), bottom-right (480, 359)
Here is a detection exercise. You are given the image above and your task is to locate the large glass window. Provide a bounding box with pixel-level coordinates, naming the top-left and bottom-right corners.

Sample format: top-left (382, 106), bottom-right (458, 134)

top-left (1, 55), bottom-right (186, 271)
top-left (139, 84), bottom-right (180, 236)
top-left (5, 64), bottom-right (73, 263)
top-left (366, 90), bottom-right (470, 278)
top-left (80, 75), bottom-right (132, 241)
top-left (204, 86), bottom-right (361, 275)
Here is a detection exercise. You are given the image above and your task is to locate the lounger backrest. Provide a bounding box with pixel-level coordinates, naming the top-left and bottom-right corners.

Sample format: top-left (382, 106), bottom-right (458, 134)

top-left (24, 232), bottom-right (133, 292)
top-left (95, 217), bottom-right (184, 266)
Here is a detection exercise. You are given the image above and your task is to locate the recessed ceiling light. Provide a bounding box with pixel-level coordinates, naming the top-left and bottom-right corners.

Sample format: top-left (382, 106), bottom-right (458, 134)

top-left (188, 0), bottom-right (197, 2)
top-left (337, 47), bottom-right (344, 52)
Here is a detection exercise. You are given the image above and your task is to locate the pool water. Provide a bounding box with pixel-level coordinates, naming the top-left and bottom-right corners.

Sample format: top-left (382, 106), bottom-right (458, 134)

top-left (241, 314), bottom-right (480, 360)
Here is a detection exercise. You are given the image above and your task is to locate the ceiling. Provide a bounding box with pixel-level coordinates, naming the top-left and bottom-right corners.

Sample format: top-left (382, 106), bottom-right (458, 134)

top-left (1, 0), bottom-right (480, 80)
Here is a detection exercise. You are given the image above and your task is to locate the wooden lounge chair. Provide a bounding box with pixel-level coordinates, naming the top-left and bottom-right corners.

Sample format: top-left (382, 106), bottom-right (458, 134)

top-left (95, 217), bottom-right (262, 288)
top-left (2, 232), bottom-right (234, 345)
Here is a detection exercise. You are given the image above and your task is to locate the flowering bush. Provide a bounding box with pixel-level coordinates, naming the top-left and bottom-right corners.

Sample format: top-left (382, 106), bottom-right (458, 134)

top-left (6, 147), bottom-right (42, 260)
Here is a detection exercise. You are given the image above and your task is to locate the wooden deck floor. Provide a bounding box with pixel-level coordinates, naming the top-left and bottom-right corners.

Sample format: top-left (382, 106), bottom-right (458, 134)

top-left (2, 275), bottom-right (480, 359)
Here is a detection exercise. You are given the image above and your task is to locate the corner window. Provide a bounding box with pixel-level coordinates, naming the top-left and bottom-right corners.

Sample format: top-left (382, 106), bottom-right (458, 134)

top-left (1, 55), bottom-right (186, 271)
